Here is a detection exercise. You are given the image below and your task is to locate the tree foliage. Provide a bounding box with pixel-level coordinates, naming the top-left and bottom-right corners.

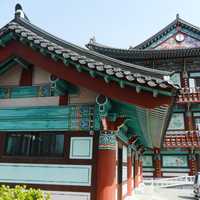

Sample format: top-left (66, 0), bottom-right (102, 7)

top-left (0, 185), bottom-right (51, 200)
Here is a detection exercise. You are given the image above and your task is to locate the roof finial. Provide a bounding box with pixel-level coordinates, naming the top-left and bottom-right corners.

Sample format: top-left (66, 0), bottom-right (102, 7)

top-left (176, 13), bottom-right (180, 20)
top-left (15, 4), bottom-right (29, 21)
top-left (89, 36), bottom-right (96, 44)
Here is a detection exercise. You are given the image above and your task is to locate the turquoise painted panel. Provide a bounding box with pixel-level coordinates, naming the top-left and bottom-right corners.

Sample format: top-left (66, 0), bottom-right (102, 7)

top-left (70, 137), bottom-right (93, 159)
top-left (142, 155), bottom-right (153, 167)
top-left (170, 73), bottom-right (181, 87)
top-left (162, 155), bottom-right (188, 168)
top-left (0, 163), bottom-right (91, 186)
top-left (0, 105), bottom-right (100, 131)
top-left (11, 86), bottom-right (38, 98)
top-left (0, 85), bottom-right (51, 99)
top-left (168, 113), bottom-right (185, 130)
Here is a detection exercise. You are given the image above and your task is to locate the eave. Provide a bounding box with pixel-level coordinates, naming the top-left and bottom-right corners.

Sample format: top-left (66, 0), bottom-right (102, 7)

top-left (87, 42), bottom-right (200, 61)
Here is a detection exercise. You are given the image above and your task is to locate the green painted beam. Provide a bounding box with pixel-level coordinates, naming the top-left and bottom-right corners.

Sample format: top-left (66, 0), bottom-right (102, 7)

top-left (13, 58), bottom-right (29, 70)
top-left (0, 61), bottom-right (16, 75)
top-left (0, 32), bottom-right (13, 46)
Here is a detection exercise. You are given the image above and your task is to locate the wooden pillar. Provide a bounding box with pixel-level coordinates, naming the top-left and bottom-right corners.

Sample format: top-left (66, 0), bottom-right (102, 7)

top-left (20, 65), bottom-right (33, 86)
top-left (59, 95), bottom-right (68, 105)
top-left (196, 153), bottom-right (200, 172)
top-left (189, 150), bottom-right (197, 176)
top-left (139, 156), bottom-right (143, 183)
top-left (181, 63), bottom-right (188, 88)
top-left (96, 132), bottom-right (116, 200)
top-left (185, 110), bottom-right (193, 131)
top-left (134, 153), bottom-right (139, 188)
top-left (127, 146), bottom-right (133, 195)
top-left (153, 148), bottom-right (162, 178)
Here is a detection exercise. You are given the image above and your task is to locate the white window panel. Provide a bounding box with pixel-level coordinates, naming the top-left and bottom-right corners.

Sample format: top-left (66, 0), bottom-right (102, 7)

top-left (168, 113), bottom-right (184, 130)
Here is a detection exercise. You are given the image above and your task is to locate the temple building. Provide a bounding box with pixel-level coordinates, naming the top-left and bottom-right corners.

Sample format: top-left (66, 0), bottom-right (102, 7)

top-left (87, 14), bottom-right (200, 178)
top-left (0, 4), bottom-right (179, 200)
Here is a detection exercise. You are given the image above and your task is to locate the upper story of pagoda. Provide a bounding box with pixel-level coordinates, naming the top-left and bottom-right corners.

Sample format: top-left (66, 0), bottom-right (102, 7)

top-left (87, 14), bottom-right (200, 65)
top-left (87, 15), bottom-right (200, 105)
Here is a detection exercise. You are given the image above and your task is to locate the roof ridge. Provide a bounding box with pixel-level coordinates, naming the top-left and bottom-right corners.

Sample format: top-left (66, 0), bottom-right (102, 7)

top-left (88, 41), bottom-right (200, 52)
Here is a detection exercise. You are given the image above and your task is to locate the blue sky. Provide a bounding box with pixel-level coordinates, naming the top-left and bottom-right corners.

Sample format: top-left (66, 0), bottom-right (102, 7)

top-left (1, 0), bottom-right (200, 48)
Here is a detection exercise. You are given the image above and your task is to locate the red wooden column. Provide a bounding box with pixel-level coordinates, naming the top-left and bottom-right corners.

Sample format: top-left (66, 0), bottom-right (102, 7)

top-left (96, 132), bottom-right (116, 200)
top-left (127, 146), bottom-right (133, 195)
top-left (181, 71), bottom-right (189, 88)
top-left (185, 110), bottom-right (193, 131)
top-left (153, 148), bottom-right (162, 178)
top-left (134, 153), bottom-right (139, 188)
top-left (20, 65), bottom-right (33, 86)
top-left (188, 150), bottom-right (197, 176)
top-left (139, 156), bottom-right (143, 183)
top-left (196, 153), bottom-right (200, 172)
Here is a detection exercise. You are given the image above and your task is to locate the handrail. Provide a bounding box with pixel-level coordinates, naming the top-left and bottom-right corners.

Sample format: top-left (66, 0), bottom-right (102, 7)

top-left (143, 175), bottom-right (195, 188)
top-left (164, 131), bottom-right (200, 148)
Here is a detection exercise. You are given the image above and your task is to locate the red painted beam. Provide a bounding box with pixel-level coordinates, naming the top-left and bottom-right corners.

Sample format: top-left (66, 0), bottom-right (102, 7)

top-left (0, 41), bottom-right (173, 109)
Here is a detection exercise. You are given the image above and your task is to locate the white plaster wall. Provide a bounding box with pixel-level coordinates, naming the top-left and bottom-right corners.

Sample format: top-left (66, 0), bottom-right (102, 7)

top-left (0, 96), bottom-right (59, 107)
top-left (123, 166), bottom-right (128, 181)
top-left (162, 172), bottom-right (188, 177)
top-left (123, 146), bottom-right (128, 163)
top-left (122, 183), bottom-right (127, 197)
top-left (0, 65), bottom-right (22, 86)
top-left (32, 67), bottom-right (50, 85)
top-left (0, 163), bottom-right (92, 186)
top-left (69, 87), bottom-right (97, 104)
top-left (143, 172), bottom-right (153, 176)
top-left (50, 191), bottom-right (90, 200)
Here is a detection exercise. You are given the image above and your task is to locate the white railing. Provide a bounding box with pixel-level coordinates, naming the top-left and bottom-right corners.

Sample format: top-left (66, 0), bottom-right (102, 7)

top-left (143, 175), bottom-right (195, 188)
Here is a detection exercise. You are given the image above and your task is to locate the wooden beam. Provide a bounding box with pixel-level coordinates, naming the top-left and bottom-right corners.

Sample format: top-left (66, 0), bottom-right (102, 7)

top-left (20, 65), bottom-right (33, 86)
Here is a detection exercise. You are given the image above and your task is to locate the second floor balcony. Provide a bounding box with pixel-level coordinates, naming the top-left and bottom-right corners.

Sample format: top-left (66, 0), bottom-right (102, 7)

top-left (164, 130), bottom-right (200, 148)
top-left (177, 87), bottom-right (200, 103)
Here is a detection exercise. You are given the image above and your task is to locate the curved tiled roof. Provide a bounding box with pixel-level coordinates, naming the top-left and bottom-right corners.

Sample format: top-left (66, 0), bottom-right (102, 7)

top-left (87, 41), bottom-right (200, 60)
top-left (0, 16), bottom-right (178, 92)
top-left (86, 16), bottom-right (200, 60)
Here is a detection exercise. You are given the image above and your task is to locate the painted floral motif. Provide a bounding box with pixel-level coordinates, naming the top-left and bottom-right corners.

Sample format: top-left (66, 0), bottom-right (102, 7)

top-left (67, 105), bottom-right (95, 131)
top-left (155, 34), bottom-right (200, 49)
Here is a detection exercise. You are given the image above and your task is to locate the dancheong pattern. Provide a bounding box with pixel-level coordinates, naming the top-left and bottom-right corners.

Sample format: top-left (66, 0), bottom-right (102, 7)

top-left (155, 35), bottom-right (200, 49)
top-left (99, 133), bottom-right (116, 150)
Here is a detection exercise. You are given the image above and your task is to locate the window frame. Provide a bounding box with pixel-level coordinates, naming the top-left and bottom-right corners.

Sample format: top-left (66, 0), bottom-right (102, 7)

top-left (4, 132), bottom-right (65, 158)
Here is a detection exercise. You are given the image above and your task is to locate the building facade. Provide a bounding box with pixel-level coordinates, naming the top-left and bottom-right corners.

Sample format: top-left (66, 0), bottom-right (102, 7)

top-left (87, 14), bottom-right (200, 178)
top-left (0, 4), bottom-right (177, 200)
